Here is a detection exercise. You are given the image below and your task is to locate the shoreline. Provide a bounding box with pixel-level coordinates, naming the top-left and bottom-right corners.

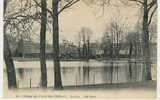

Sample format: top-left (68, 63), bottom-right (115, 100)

top-left (9, 80), bottom-right (156, 90)
top-left (13, 57), bottom-right (156, 62)
top-left (4, 80), bottom-right (156, 99)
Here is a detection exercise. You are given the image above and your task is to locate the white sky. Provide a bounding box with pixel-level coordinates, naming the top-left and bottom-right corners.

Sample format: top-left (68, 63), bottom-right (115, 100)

top-left (7, 0), bottom-right (156, 44)
top-left (46, 1), bottom-right (141, 44)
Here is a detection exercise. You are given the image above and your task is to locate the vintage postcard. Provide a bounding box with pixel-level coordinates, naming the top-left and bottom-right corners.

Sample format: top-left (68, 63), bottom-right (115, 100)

top-left (3, 0), bottom-right (157, 99)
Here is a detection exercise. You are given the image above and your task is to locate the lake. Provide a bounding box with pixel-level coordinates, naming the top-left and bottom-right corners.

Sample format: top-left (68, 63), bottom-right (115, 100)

top-left (4, 60), bottom-right (156, 88)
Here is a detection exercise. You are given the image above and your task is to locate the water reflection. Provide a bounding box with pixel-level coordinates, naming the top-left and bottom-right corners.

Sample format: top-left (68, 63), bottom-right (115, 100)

top-left (18, 68), bottom-right (24, 79)
top-left (14, 61), bottom-right (146, 88)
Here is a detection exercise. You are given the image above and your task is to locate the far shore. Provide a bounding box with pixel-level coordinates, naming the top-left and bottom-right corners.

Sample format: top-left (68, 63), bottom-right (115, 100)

top-left (13, 57), bottom-right (156, 63)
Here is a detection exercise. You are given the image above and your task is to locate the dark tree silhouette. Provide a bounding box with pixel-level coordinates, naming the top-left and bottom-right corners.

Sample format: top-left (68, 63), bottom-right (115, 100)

top-left (40, 0), bottom-right (48, 88)
top-left (128, 0), bottom-right (157, 80)
top-left (34, 0), bottom-right (80, 89)
top-left (4, 0), bottom-right (17, 89)
top-left (52, 0), bottom-right (63, 89)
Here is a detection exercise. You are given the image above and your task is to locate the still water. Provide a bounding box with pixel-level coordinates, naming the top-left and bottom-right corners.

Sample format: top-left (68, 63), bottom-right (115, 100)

top-left (6, 60), bottom-right (149, 88)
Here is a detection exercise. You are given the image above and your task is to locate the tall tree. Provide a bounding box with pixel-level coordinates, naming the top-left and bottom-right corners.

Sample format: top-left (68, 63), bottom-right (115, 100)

top-left (3, 0), bottom-right (17, 89)
top-left (142, 0), bottom-right (152, 80)
top-left (4, 0), bottom-right (42, 88)
top-left (34, 0), bottom-right (80, 89)
top-left (128, 0), bottom-right (157, 80)
top-left (109, 0), bottom-right (157, 80)
top-left (52, 0), bottom-right (80, 89)
top-left (40, 0), bottom-right (47, 88)
top-left (52, 0), bottom-right (63, 89)
top-left (79, 27), bottom-right (92, 60)
top-left (102, 19), bottom-right (126, 58)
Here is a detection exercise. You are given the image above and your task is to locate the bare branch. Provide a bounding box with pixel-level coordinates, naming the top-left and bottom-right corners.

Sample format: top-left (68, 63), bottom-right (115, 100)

top-left (5, 14), bottom-right (40, 22)
top-left (33, 0), bottom-right (53, 16)
top-left (148, 5), bottom-right (157, 26)
top-left (58, 0), bottom-right (80, 14)
top-left (147, 0), bottom-right (156, 12)
top-left (128, 0), bottom-right (143, 5)
top-left (6, 3), bottom-right (36, 18)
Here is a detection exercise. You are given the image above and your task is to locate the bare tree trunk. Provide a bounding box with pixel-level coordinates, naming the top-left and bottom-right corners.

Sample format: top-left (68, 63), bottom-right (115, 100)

top-left (4, 35), bottom-right (17, 89)
top-left (82, 43), bottom-right (87, 59)
top-left (4, 0), bottom-right (17, 89)
top-left (87, 39), bottom-right (90, 60)
top-left (16, 35), bottom-right (24, 57)
top-left (129, 42), bottom-right (133, 59)
top-left (110, 43), bottom-right (113, 83)
top-left (52, 0), bottom-right (63, 89)
top-left (82, 44), bottom-right (85, 58)
top-left (40, 0), bottom-right (47, 88)
top-left (78, 42), bottom-right (81, 59)
top-left (142, 0), bottom-right (152, 80)
top-left (129, 42), bottom-right (133, 80)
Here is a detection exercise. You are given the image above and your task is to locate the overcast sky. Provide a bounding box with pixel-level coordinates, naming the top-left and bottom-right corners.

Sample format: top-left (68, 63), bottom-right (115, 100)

top-left (7, 0), bottom-right (156, 45)
top-left (51, 1), bottom-right (141, 44)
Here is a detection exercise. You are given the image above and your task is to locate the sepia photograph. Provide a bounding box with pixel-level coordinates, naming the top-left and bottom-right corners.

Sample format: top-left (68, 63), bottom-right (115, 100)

top-left (3, 0), bottom-right (157, 99)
